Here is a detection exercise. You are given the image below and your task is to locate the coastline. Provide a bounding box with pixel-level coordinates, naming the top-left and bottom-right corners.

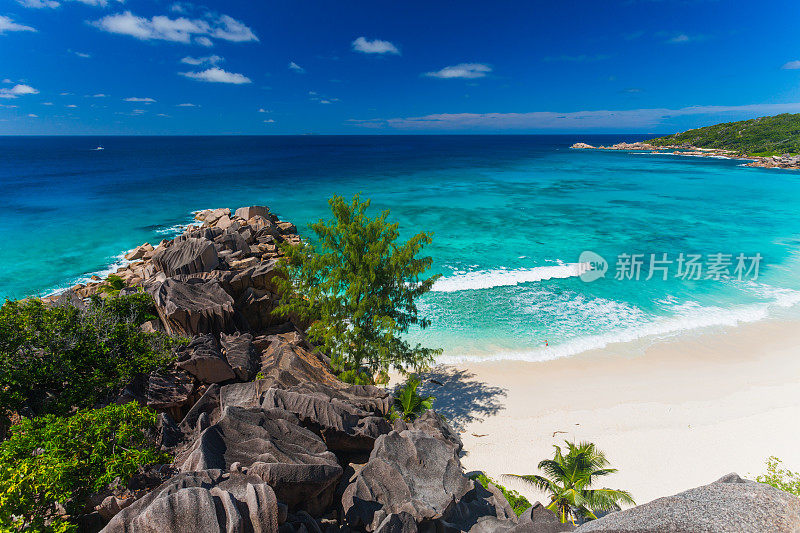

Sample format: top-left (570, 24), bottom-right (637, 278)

top-left (423, 317), bottom-right (800, 506)
top-left (570, 141), bottom-right (800, 170)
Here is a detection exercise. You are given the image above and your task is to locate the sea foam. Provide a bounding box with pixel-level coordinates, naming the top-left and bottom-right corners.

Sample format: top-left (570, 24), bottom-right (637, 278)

top-left (432, 263), bottom-right (589, 292)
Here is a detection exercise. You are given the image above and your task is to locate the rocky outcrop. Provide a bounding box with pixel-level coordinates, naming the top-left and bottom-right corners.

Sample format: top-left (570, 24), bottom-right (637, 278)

top-left (341, 412), bottom-right (483, 531)
top-left (147, 370), bottom-right (195, 412)
top-left (71, 205), bottom-right (534, 532)
top-left (221, 332), bottom-right (258, 381)
top-left (569, 142), bottom-right (595, 149)
top-left (175, 335), bottom-right (236, 384)
top-left (101, 470), bottom-right (280, 533)
top-left (152, 238), bottom-right (220, 277)
top-left (149, 278), bottom-right (236, 337)
top-left (253, 332), bottom-right (342, 389)
top-left (574, 473), bottom-right (800, 533)
top-left (178, 406), bottom-right (342, 515)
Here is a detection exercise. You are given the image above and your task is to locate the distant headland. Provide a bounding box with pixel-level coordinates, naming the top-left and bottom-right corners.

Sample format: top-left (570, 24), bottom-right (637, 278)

top-left (572, 113), bottom-right (800, 170)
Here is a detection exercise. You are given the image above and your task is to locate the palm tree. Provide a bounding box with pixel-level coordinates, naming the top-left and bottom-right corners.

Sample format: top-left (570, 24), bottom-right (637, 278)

top-left (391, 375), bottom-right (434, 421)
top-left (505, 441), bottom-right (634, 524)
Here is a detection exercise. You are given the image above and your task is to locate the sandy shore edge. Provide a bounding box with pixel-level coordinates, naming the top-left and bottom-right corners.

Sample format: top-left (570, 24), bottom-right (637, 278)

top-left (412, 319), bottom-right (800, 506)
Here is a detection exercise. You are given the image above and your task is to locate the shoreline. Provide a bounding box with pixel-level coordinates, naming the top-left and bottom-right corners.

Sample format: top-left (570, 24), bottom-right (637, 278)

top-left (422, 317), bottom-right (800, 506)
top-left (570, 141), bottom-right (800, 170)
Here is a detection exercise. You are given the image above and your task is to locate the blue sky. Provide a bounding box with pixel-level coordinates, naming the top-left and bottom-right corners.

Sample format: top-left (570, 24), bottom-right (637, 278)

top-left (2, 0), bottom-right (800, 134)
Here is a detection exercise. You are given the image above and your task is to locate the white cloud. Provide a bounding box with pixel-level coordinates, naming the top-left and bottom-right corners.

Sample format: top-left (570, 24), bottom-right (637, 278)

top-left (0, 84), bottom-right (39, 98)
top-left (181, 55), bottom-right (223, 66)
top-left (309, 92), bottom-right (338, 104)
top-left (73, 51), bottom-right (91, 58)
top-left (258, 108), bottom-right (269, 113)
top-left (179, 67), bottom-right (251, 84)
top-left (124, 97), bottom-right (155, 102)
top-left (352, 36), bottom-right (399, 55)
top-left (348, 102), bottom-right (800, 131)
top-left (2, 79), bottom-right (11, 83)
top-left (263, 118), bottom-right (274, 123)
top-left (157, 113), bottom-right (169, 117)
top-left (59, 92), bottom-right (72, 95)
top-left (42, 101), bottom-right (53, 105)
top-left (90, 11), bottom-right (257, 45)
top-left (92, 93), bottom-right (107, 97)
top-left (211, 15), bottom-right (257, 42)
top-left (782, 60), bottom-right (800, 70)
top-left (0, 15), bottom-right (37, 33)
top-left (66, 104), bottom-right (77, 108)
top-left (424, 63), bottom-right (492, 79)
top-left (21, 0), bottom-right (124, 7)
top-left (177, 102), bottom-right (197, 106)
top-left (18, 0), bottom-right (60, 8)
top-left (27, 113), bottom-right (38, 117)
top-left (288, 61), bottom-right (305, 73)
top-left (668, 33), bottom-right (691, 44)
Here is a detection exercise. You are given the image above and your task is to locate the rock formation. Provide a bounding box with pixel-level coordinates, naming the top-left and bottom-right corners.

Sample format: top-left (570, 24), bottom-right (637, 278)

top-left (574, 473), bottom-right (800, 533)
top-left (46, 204), bottom-right (793, 533)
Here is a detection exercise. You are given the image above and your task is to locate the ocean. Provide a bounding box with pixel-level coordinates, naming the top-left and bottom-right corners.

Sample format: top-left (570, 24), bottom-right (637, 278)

top-left (3, 135), bottom-right (800, 362)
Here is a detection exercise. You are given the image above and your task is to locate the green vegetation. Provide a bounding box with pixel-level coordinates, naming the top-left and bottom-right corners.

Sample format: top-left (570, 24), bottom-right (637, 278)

top-left (0, 402), bottom-right (168, 532)
top-left (275, 194), bottom-right (441, 375)
top-left (0, 293), bottom-right (179, 416)
top-left (756, 456), bottom-right (800, 496)
top-left (96, 274), bottom-right (127, 298)
top-left (647, 113), bottom-right (800, 156)
top-left (506, 441), bottom-right (635, 524)
top-left (470, 472), bottom-right (532, 516)
top-left (390, 375), bottom-right (434, 421)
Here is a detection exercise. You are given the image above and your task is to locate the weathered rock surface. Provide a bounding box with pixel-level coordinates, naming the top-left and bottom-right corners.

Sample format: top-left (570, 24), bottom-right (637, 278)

top-left (150, 278), bottom-right (236, 336)
top-left (147, 370), bottom-right (195, 412)
top-left (152, 237), bottom-right (219, 277)
top-left (125, 242), bottom-right (153, 261)
top-left (176, 335), bottom-right (236, 384)
top-left (574, 473), bottom-right (800, 533)
top-left (179, 406), bottom-right (342, 515)
top-left (101, 470), bottom-right (280, 533)
top-left (341, 414), bottom-right (475, 530)
top-left (236, 206), bottom-right (270, 220)
top-left (221, 331), bottom-right (258, 381)
top-left (253, 332), bottom-right (341, 389)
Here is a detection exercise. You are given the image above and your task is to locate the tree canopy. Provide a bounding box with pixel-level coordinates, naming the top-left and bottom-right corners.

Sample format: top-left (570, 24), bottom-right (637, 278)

top-left (275, 194), bottom-right (441, 376)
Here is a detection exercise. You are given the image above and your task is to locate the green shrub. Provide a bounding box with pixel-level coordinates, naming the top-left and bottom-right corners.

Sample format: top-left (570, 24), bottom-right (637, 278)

top-left (0, 294), bottom-right (179, 416)
top-left (390, 376), bottom-right (434, 422)
top-left (756, 456), bottom-right (800, 496)
top-left (0, 402), bottom-right (169, 532)
top-left (470, 472), bottom-right (532, 516)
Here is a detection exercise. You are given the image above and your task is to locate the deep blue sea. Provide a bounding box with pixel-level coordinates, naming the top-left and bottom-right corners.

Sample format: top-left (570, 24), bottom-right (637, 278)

top-left (3, 135), bottom-right (800, 362)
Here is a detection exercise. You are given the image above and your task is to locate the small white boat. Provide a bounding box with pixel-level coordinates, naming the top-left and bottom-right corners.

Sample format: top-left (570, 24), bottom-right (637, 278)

top-left (93, 146), bottom-right (105, 151)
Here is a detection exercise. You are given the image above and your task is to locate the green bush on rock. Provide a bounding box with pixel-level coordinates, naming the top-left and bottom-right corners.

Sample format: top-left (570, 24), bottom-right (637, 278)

top-left (0, 293), bottom-right (180, 416)
top-left (469, 472), bottom-right (532, 516)
top-left (0, 402), bottom-right (168, 532)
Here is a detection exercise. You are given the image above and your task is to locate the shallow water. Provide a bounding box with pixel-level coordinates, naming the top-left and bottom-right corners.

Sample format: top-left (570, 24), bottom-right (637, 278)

top-left (2, 135), bottom-right (799, 361)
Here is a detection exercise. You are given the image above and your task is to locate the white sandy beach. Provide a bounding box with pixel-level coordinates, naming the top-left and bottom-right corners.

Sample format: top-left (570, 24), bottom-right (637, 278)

top-left (416, 319), bottom-right (800, 506)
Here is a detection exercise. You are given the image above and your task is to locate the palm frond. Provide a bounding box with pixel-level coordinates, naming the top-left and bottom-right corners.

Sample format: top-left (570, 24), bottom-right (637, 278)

top-left (583, 488), bottom-right (636, 512)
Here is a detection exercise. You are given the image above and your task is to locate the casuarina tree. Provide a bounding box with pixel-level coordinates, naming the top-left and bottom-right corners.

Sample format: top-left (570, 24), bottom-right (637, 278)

top-left (275, 194), bottom-right (441, 377)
